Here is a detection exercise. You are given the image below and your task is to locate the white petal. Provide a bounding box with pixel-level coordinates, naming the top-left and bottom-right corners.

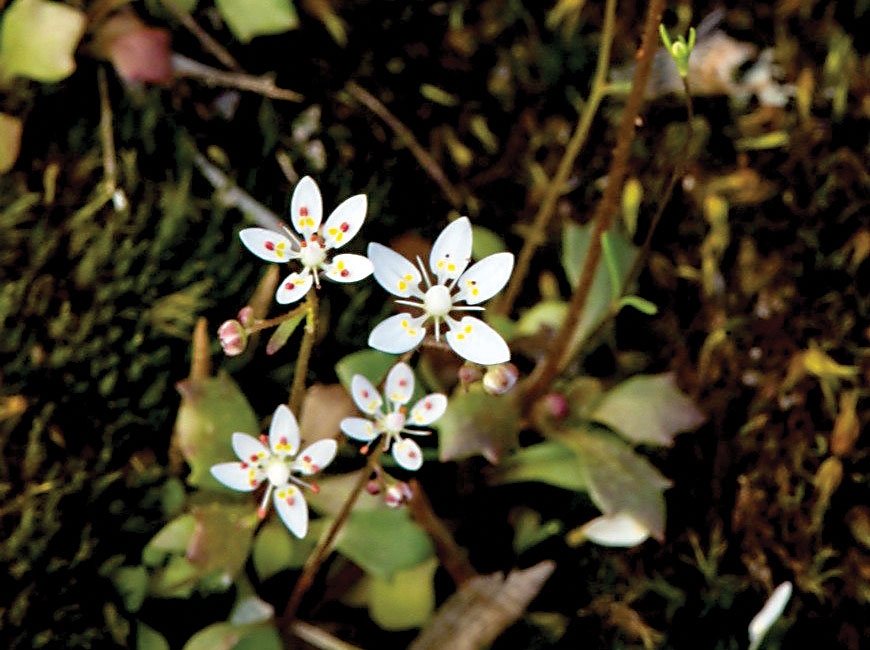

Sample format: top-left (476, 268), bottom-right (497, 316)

top-left (579, 513), bottom-right (650, 547)
top-left (368, 313), bottom-right (427, 354)
top-left (368, 242), bottom-right (423, 298)
top-left (231, 432), bottom-right (268, 464)
top-left (453, 252), bottom-right (515, 305)
top-left (748, 582), bottom-right (793, 650)
top-left (385, 362), bottom-right (415, 405)
top-left (269, 404), bottom-right (300, 456)
top-left (323, 253), bottom-right (373, 283)
top-left (210, 461), bottom-right (262, 491)
top-left (429, 217), bottom-right (472, 284)
top-left (322, 194), bottom-right (366, 249)
top-left (273, 485), bottom-right (308, 538)
top-left (275, 271), bottom-right (314, 304)
top-left (239, 228), bottom-right (298, 263)
top-left (445, 316), bottom-right (510, 365)
top-left (350, 375), bottom-right (383, 415)
top-left (392, 437), bottom-right (424, 471)
top-left (409, 393), bottom-right (448, 426)
top-left (290, 176), bottom-right (323, 239)
top-left (292, 439), bottom-right (338, 475)
top-left (340, 417), bottom-right (380, 442)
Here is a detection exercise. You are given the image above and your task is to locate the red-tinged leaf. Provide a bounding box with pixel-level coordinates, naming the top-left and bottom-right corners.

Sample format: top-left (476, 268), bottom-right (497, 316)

top-left (436, 390), bottom-right (520, 464)
top-left (591, 373), bottom-right (705, 446)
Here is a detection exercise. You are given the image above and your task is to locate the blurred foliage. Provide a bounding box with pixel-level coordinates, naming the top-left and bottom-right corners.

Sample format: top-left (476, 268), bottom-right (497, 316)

top-left (1, 0), bottom-right (869, 649)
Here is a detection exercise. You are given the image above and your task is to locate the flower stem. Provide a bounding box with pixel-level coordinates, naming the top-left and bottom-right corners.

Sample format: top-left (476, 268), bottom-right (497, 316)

top-left (289, 291), bottom-right (318, 415)
top-left (247, 302), bottom-right (309, 334)
top-left (522, 0), bottom-right (667, 407)
top-left (495, 0), bottom-right (617, 317)
top-left (279, 447), bottom-right (384, 630)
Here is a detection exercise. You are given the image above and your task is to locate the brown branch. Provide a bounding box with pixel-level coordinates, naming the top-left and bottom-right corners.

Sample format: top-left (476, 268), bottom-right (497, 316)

top-left (344, 81), bottom-right (464, 208)
top-left (160, 0), bottom-right (242, 71)
top-left (522, 0), bottom-right (667, 407)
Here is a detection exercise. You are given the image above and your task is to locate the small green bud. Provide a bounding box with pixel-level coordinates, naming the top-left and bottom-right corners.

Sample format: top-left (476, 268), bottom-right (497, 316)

top-left (659, 23), bottom-right (696, 79)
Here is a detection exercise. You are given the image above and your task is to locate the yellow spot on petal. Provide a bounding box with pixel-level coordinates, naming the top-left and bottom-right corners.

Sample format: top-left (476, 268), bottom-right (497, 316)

top-left (398, 281), bottom-right (407, 290)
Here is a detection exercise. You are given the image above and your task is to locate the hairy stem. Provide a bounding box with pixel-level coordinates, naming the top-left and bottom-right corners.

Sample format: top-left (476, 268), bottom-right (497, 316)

top-left (496, 0), bottom-right (618, 316)
top-left (522, 0), bottom-right (667, 406)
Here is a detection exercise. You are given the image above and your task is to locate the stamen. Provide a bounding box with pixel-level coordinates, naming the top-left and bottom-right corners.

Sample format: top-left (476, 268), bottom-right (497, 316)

top-left (259, 484), bottom-right (274, 516)
top-left (416, 256), bottom-right (433, 289)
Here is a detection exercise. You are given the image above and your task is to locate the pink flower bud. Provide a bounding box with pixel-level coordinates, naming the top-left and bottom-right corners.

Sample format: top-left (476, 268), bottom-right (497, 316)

top-left (385, 482), bottom-right (413, 508)
top-left (237, 306), bottom-right (255, 327)
top-left (218, 319), bottom-right (247, 356)
top-left (366, 480), bottom-right (382, 496)
top-left (482, 363), bottom-right (519, 395)
top-left (543, 393), bottom-right (569, 419)
top-left (458, 365), bottom-right (482, 385)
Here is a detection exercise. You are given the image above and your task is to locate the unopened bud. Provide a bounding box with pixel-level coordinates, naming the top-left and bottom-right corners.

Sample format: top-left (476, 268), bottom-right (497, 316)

top-left (366, 480), bottom-right (381, 496)
top-left (458, 364), bottom-right (482, 386)
top-left (482, 363), bottom-right (519, 395)
top-left (543, 393), bottom-right (569, 420)
top-left (237, 306), bottom-right (255, 327)
top-left (384, 482), bottom-right (413, 508)
top-left (218, 319), bottom-right (248, 356)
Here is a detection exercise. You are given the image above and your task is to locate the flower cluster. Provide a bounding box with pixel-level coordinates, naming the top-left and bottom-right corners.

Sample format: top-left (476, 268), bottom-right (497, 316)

top-left (210, 404), bottom-right (337, 538)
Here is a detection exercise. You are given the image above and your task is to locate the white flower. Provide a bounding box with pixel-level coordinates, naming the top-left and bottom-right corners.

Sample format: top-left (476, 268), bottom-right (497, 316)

top-left (239, 176), bottom-right (373, 304)
top-left (748, 581), bottom-right (793, 650)
top-left (210, 404), bottom-right (337, 538)
top-left (367, 217), bottom-right (513, 365)
top-left (340, 362), bottom-right (447, 470)
top-left (577, 512), bottom-right (651, 547)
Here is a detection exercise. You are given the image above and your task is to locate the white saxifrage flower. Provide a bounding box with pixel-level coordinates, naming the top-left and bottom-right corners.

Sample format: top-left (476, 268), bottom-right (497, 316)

top-left (340, 362), bottom-right (447, 471)
top-left (239, 176), bottom-right (373, 304)
top-left (210, 404), bottom-right (337, 538)
top-left (367, 217), bottom-right (514, 365)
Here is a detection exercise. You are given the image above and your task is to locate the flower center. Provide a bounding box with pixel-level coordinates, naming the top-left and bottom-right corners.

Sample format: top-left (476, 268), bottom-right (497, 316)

top-left (423, 284), bottom-right (452, 317)
top-left (300, 240), bottom-right (327, 269)
top-left (383, 411), bottom-right (406, 434)
top-left (265, 456), bottom-right (291, 487)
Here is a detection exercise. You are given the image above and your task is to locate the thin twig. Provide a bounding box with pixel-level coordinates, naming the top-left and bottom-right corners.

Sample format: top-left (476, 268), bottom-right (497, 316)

top-left (288, 291), bottom-right (318, 415)
top-left (522, 0), bottom-right (668, 406)
top-left (290, 621), bottom-right (365, 650)
top-left (278, 447), bottom-right (384, 630)
top-left (344, 81), bottom-right (464, 208)
top-left (407, 479), bottom-right (478, 587)
top-left (495, 0), bottom-right (618, 316)
top-left (160, 0), bottom-right (242, 71)
top-left (172, 54), bottom-right (303, 102)
top-left (193, 152), bottom-right (287, 231)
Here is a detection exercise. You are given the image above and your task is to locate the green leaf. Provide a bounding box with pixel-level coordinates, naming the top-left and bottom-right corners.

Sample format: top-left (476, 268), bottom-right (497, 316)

top-left (182, 620), bottom-right (281, 650)
top-left (266, 311), bottom-right (304, 355)
top-left (214, 0), bottom-right (298, 43)
top-left (515, 300), bottom-right (567, 337)
top-left (173, 372), bottom-right (259, 489)
top-left (617, 295), bottom-right (658, 315)
top-left (591, 373), bottom-right (705, 446)
top-left (569, 429), bottom-right (672, 540)
top-left (336, 508), bottom-right (434, 580)
top-left (491, 442), bottom-right (588, 492)
top-left (471, 225), bottom-right (507, 260)
top-left (252, 518), bottom-right (321, 579)
top-left (143, 514), bottom-right (196, 566)
top-left (137, 623), bottom-right (169, 650)
top-left (112, 566), bottom-right (148, 612)
top-left (0, 0), bottom-right (87, 84)
top-left (369, 557), bottom-right (438, 630)
top-left (335, 349), bottom-right (397, 393)
top-left (436, 389), bottom-right (521, 464)
top-left (185, 503), bottom-right (258, 589)
top-left (149, 555), bottom-right (199, 599)
top-left (560, 223), bottom-right (638, 345)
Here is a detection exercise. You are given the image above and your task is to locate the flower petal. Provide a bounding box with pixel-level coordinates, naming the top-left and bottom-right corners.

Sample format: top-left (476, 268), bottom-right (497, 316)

top-left (211, 461), bottom-right (262, 491)
top-left (322, 194), bottom-right (366, 249)
top-left (748, 582), bottom-right (793, 650)
top-left (239, 228), bottom-right (299, 263)
top-left (368, 313), bottom-right (427, 354)
top-left (340, 416), bottom-right (380, 442)
top-left (273, 484), bottom-right (308, 538)
top-left (323, 253), bottom-right (373, 283)
top-left (290, 176), bottom-right (323, 239)
top-left (368, 242), bottom-right (423, 298)
top-left (231, 432), bottom-right (269, 464)
top-left (453, 252), bottom-right (515, 305)
top-left (269, 404), bottom-right (300, 456)
top-left (392, 437), bottom-right (424, 471)
top-left (275, 271), bottom-right (314, 304)
top-left (409, 393), bottom-right (448, 425)
top-left (579, 513), bottom-right (650, 547)
top-left (350, 375), bottom-right (383, 415)
top-left (445, 316), bottom-right (510, 365)
top-left (385, 362), bottom-right (415, 405)
top-left (429, 216), bottom-right (472, 284)
top-left (292, 439), bottom-right (338, 475)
